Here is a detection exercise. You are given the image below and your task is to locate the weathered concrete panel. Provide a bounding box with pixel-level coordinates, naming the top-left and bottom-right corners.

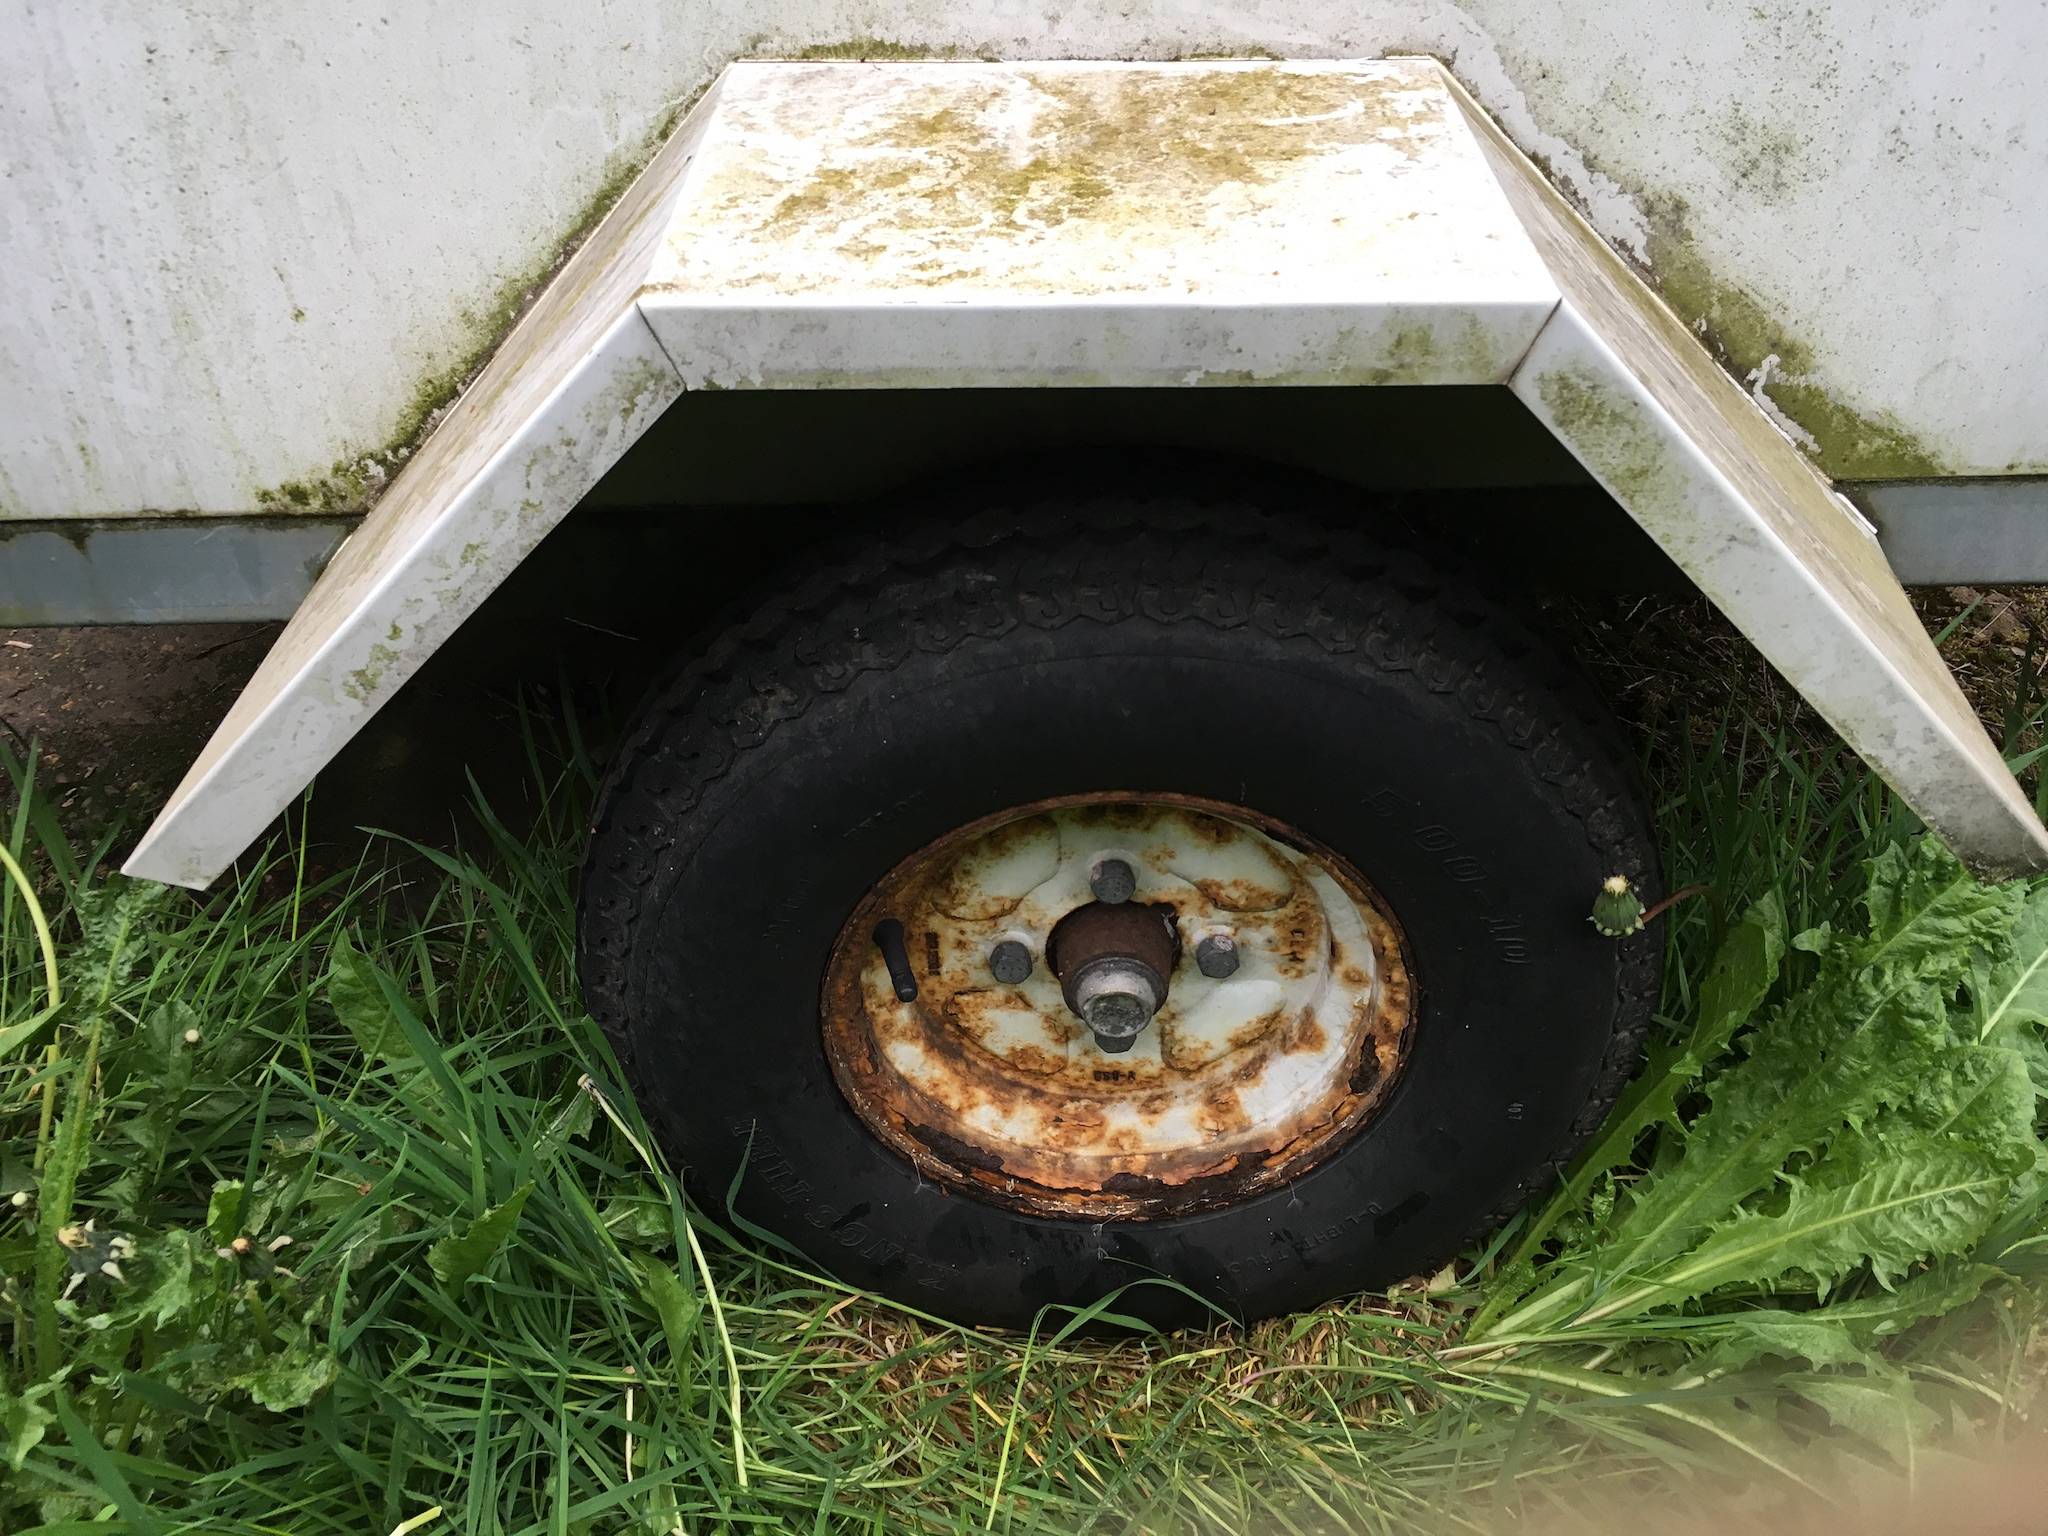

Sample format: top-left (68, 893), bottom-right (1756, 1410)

top-left (2, 2), bottom-right (2043, 518)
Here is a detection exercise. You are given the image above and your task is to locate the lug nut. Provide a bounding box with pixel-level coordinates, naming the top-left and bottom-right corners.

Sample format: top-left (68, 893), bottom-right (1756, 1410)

top-left (988, 939), bottom-right (1033, 985)
top-left (1089, 858), bottom-right (1137, 905)
top-left (1195, 934), bottom-right (1240, 979)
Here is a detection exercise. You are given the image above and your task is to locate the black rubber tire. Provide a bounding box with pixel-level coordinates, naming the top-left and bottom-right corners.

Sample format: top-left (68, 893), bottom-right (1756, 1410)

top-left (578, 493), bottom-right (1660, 1330)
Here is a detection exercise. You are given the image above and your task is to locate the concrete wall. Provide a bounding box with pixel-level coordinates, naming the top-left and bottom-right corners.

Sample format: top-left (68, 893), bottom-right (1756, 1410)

top-left (4, 0), bottom-right (2042, 518)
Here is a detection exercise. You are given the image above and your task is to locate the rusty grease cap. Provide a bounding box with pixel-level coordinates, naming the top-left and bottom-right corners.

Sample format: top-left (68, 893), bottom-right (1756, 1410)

top-left (1047, 899), bottom-right (1180, 1050)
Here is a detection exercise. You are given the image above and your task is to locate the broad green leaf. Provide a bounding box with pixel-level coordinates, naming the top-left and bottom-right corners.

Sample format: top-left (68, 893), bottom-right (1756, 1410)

top-left (32, 1014), bottom-right (108, 1376)
top-left (1786, 1368), bottom-right (1933, 1464)
top-left (1473, 894), bottom-right (1786, 1334)
top-left (1599, 1146), bottom-right (2014, 1322)
top-left (634, 1253), bottom-right (701, 1409)
top-left (69, 877), bottom-right (168, 998)
top-left (1672, 889), bottom-right (1789, 1079)
top-left (1696, 1313), bottom-right (1875, 1374)
top-left (0, 1003), bottom-right (62, 1064)
top-left (325, 933), bottom-right (415, 1066)
top-left (634, 1254), bottom-right (702, 1364)
top-left (1976, 883), bottom-right (2048, 1090)
top-left (0, 1378), bottom-right (52, 1472)
top-left (140, 997), bottom-right (200, 1058)
top-left (1838, 1043), bottom-right (2038, 1178)
top-left (601, 1195), bottom-right (676, 1247)
top-left (232, 1335), bottom-right (340, 1412)
top-left (1602, 848), bottom-right (2008, 1277)
top-left (1694, 1263), bottom-right (2002, 1375)
top-left (339, 1200), bottom-right (412, 1276)
top-left (428, 1182), bottom-right (533, 1289)
top-left (137, 1228), bottom-right (199, 1327)
top-left (206, 1180), bottom-right (246, 1248)
top-left (1497, 983), bottom-right (1951, 1338)
top-left (1794, 1260), bottom-right (2005, 1340)
top-left (1490, 842), bottom-right (2025, 1343)
top-left (1583, 1048), bottom-right (2035, 1324)
top-left (531, 1087), bottom-right (595, 1165)
top-left (1791, 922), bottom-right (1834, 955)
top-left (105, 1003), bottom-right (203, 1206)
top-left (1856, 840), bottom-right (2023, 982)
top-left (1995, 1027), bottom-right (2048, 1101)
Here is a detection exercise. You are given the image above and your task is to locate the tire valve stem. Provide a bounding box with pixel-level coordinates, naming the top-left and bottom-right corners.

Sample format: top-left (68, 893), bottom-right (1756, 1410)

top-left (872, 918), bottom-right (919, 1002)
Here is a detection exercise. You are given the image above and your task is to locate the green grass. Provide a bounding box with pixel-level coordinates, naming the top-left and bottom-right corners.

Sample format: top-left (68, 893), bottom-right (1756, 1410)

top-left (2, 673), bottom-right (2046, 1533)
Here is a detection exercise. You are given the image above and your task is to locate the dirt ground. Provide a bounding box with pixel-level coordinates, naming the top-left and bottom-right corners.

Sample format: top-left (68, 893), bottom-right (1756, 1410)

top-left (0, 624), bottom-right (279, 835)
top-left (1565, 585), bottom-right (2047, 753)
top-left (2, 581), bottom-right (2042, 882)
top-left (0, 611), bottom-right (649, 879)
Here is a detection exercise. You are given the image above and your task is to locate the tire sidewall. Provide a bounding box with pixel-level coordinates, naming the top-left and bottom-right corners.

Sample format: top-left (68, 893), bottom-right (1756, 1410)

top-left (593, 540), bottom-right (1656, 1328)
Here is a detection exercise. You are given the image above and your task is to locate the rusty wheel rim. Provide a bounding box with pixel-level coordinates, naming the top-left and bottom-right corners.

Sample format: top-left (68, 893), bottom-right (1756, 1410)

top-left (820, 793), bottom-right (1418, 1221)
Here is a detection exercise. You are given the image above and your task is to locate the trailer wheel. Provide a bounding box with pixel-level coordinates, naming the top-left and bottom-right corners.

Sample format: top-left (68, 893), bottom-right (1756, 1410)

top-left (578, 496), bottom-right (1659, 1328)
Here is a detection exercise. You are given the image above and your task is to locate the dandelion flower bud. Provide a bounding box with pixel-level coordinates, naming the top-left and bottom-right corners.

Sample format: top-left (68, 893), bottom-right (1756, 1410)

top-left (1589, 874), bottom-right (1647, 937)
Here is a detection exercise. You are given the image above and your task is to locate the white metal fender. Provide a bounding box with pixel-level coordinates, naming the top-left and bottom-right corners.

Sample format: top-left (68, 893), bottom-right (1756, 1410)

top-left (120, 59), bottom-right (2048, 888)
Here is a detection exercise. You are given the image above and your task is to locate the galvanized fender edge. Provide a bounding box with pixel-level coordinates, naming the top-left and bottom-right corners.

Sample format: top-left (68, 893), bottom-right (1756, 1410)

top-left (122, 59), bottom-right (2048, 887)
top-left (1439, 70), bottom-right (2048, 879)
top-left (117, 75), bottom-right (729, 888)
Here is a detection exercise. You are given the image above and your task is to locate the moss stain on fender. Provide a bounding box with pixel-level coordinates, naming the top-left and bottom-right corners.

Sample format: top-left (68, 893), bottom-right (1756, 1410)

top-left (1536, 368), bottom-right (1680, 512)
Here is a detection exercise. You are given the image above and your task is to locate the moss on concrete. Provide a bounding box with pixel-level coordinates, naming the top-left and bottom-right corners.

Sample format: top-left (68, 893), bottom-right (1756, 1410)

top-left (783, 38), bottom-right (968, 62)
top-left (1640, 194), bottom-right (1946, 480)
top-left (253, 119), bottom-right (678, 516)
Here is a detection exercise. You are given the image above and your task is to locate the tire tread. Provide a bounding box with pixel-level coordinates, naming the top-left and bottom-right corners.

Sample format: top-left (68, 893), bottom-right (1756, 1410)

top-left (578, 491), bottom-right (1660, 1261)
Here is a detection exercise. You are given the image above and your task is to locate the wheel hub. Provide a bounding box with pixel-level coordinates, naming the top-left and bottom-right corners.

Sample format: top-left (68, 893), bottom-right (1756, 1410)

top-left (821, 794), bottom-right (1417, 1220)
top-left (1047, 896), bottom-right (1180, 1052)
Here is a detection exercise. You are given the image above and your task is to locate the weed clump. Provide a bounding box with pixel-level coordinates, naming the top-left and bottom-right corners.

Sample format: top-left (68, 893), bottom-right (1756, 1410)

top-left (0, 699), bottom-right (2044, 1528)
